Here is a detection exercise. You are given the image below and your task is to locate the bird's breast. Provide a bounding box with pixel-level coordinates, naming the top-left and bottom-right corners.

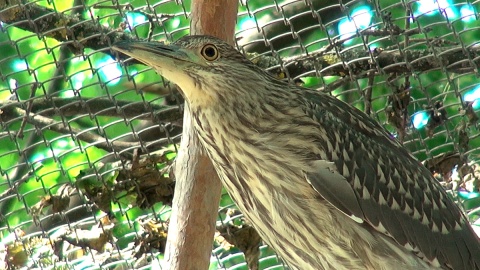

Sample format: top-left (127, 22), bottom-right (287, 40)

top-left (192, 109), bottom-right (351, 269)
top-left (191, 106), bottom-right (434, 270)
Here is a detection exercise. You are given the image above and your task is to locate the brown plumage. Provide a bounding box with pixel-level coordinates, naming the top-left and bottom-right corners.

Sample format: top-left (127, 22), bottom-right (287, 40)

top-left (114, 35), bottom-right (480, 270)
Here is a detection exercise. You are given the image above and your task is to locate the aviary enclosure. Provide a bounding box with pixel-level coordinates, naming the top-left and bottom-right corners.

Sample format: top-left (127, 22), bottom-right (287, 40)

top-left (0, 0), bottom-right (479, 269)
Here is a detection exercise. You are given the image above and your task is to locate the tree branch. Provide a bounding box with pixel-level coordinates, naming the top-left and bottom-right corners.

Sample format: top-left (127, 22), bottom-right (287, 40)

top-left (9, 107), bottom-right (179, 157)
top-left (0, 97), bottom-right (183, 124)
top-left (0, 0), bottom-right (136, 56)
top-left (250, 44), bottom-right (480, 80)
top-left (164, 1), bottom-right (237, 270)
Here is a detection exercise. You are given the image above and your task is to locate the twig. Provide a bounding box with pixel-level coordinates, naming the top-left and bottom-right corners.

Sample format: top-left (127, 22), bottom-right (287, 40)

top-left (0, 170), bottom-right (35, 201)
top-left (11, 107), bottom-right (174, 157)
top-left (0, 97), bottom-right (183, 125)
top-left (364, 72), bottom-right (374, 115)
top-left (16, 82), bottom-right (39, 138)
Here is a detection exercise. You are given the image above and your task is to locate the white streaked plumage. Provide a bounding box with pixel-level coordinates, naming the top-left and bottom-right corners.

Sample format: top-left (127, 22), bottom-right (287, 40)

top-left (114, 35), bottom-right (480, 270)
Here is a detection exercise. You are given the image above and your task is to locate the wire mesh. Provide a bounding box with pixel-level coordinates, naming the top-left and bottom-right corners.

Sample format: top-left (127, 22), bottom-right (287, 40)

top-left (0, 0), bottom-right (479, 269)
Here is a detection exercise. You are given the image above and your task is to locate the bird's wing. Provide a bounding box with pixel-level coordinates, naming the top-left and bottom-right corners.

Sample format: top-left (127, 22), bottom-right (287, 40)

top-left (299, 89), bottom-right (480, 270)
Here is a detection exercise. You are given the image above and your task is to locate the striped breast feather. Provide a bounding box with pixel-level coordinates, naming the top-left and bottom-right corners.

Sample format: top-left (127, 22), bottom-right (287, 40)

top-left (299, 89), bottom-right (480, 269)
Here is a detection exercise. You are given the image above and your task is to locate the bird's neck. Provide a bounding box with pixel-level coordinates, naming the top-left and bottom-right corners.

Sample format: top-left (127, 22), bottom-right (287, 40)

top-left (189, 85), bottom-right (317, 166)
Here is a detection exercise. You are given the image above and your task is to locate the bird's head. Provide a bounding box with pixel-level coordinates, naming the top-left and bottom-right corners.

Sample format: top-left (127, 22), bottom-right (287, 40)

top-left (113, 35), bottom-right (267, 107)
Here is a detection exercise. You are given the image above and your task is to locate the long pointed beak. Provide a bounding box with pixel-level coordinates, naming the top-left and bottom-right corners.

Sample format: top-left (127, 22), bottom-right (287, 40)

top-left (112, 40), bottom-right (201, 97)
top-left (112, 41), bottom-right (191, 67)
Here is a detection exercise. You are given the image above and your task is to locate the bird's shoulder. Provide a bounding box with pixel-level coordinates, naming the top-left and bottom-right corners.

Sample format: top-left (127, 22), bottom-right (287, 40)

top-left (294, 88), bottom-right (405, 150)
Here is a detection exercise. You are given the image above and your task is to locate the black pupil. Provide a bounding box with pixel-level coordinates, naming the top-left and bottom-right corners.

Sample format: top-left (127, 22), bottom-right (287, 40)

top-left (204, 46), bottom-right (216, 58)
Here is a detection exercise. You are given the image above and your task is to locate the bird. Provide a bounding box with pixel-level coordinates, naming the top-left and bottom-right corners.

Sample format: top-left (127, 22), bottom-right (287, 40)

top-left (113, 35), bottom-right (480, 270)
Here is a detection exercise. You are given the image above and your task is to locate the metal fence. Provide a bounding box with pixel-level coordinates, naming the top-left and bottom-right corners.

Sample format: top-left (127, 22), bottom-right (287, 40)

top-left (0, 0), bottom-right (479, 269)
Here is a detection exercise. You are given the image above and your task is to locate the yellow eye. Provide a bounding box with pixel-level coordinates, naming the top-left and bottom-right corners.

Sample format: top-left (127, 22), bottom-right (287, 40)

top-left (200, 44), bottom-right (219, 61)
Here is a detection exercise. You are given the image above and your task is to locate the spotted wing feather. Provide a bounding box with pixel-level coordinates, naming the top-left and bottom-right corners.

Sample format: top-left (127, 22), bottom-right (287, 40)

top-left (300, 89), bottom-right (480, 270)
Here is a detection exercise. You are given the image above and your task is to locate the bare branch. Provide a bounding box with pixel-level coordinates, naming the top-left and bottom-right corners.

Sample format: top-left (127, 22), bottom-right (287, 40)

top-left (250, 44), bottom-right (480, 80)
top-left (0, 97), bottom-right (183, 124)
top-left (7, 107), bottom-right (178, 157)
top-left (0, 0), bottom-right (136, 56)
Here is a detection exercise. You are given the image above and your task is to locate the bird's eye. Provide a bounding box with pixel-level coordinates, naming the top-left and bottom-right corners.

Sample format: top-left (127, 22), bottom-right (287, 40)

top-left (200, 44), bottom-right (219, 61)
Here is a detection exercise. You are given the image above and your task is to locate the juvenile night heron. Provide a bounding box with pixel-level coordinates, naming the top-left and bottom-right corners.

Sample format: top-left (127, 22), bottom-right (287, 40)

top-left (114, 36), bottom-right (480, 270)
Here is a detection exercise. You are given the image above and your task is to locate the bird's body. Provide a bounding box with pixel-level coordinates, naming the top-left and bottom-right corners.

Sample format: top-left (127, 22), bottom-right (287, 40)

top-left (191, 81), bottom-right (464, 270)
top-left (114, 36), bottom-right (480, 269)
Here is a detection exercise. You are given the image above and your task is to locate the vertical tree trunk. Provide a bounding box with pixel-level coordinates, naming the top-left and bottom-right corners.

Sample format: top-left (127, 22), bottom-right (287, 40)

top-left (164, 1), bottom-right (238, 270)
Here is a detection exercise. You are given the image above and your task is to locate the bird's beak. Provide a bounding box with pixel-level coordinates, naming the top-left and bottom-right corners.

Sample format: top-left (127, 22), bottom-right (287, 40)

top-left (112, 40), bottom-right (201, 91)
top-left (112, 41), bottom-right (192, 70)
